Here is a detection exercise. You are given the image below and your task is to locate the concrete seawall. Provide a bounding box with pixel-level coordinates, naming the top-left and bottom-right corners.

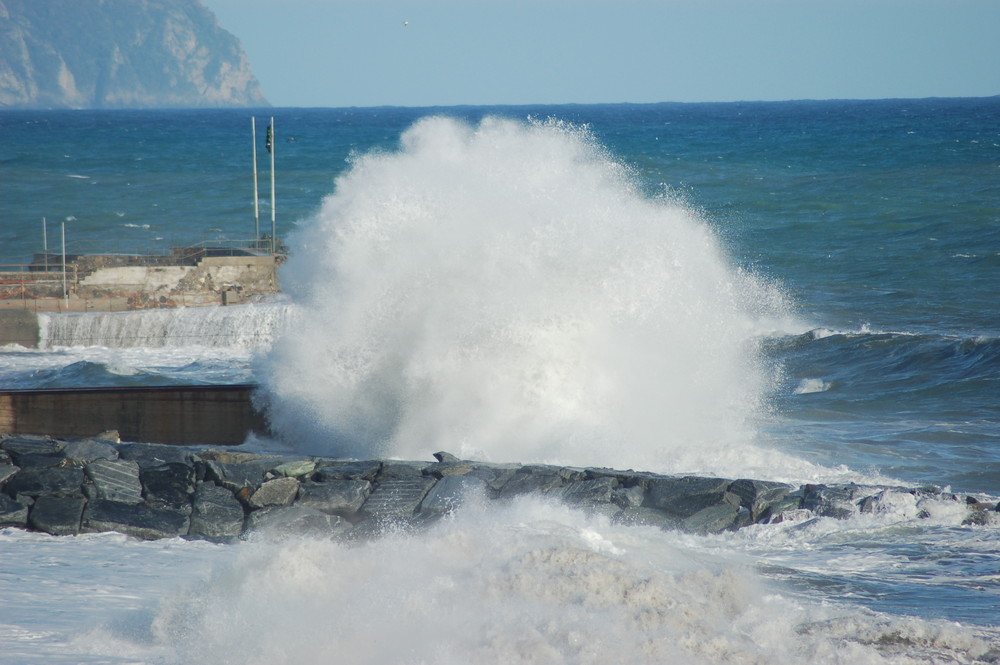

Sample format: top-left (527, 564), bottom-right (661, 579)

top-left (0, 385), bottom-right (265, 445)
top-left (0, 310), bottom-right (38, 347)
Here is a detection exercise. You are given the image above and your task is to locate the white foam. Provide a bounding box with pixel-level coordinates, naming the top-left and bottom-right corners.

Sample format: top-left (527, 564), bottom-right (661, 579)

top-left (257, 116), bottom-right (798, 477)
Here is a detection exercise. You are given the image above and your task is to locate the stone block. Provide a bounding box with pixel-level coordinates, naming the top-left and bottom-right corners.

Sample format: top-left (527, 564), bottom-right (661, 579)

top-left (1, 435), bottom-right (63, 459)
top-left (61, 438), bottom-right (119, 465)
top-left (298, 479), bottom-right (371, 516)
top-left (419, 475), bottom-right (488, 517)
top-left (550, 477), bottom-right (618, 506)
top-left (249, 477), bottom-right (300, 508)
top-left (189, 482), bottom-right (246, 542)
top-left (85, 459), bottom-right (143, 503)
top-left (4, 466), bottom-right (84, 499)
top-left (361, 477), bottom-right (437, 520)
top-left (28, 495), bottom-right (86, 535)
top-left (0, 464), bottom-right (20, 487)
top-left (244, 505), bottom-right (353, 540)
top-left (140, 462), bottom-right (196, 510)
top-left (83, 499), bottom-right (189, 540)
top-left (497, 467), bottom-right (565, 499)
top-left (727, 479), bottom-right (793, 522)
top-left (0, 494), bottom-right (29, 527)
top-left (204, 459), bottom-right (279, 492)
top-left (643, 476), bottom-right (734, 519)
top-left (313, 460), bottom-right (382, 482)
top-left (117, 443), bottom-right (198, 469)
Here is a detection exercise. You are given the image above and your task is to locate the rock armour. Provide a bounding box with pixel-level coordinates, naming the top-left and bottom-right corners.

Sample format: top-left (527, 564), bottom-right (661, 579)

top-left (1, 434), bottom-right (996, 541)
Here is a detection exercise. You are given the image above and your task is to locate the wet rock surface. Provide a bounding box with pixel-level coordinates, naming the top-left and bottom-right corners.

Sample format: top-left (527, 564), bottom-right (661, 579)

top-left (1, 434), bottom-right (996, 541)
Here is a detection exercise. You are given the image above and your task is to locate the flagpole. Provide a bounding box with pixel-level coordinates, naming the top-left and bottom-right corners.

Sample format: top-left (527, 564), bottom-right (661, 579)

top-left (42, 217), bottom-right (48, 272)
top-left (268, 116), bottom-right (276, 254)
top-left (61, 221), bottom-right (68, 309)
top-left (251, 118), bottom-right (260, 243)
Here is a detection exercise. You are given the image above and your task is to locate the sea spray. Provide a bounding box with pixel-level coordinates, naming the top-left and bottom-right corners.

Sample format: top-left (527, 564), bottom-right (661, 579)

top-left (258, 116), bottom-right (794, 475)
top-left (79, 499), bottom-right (997, 665)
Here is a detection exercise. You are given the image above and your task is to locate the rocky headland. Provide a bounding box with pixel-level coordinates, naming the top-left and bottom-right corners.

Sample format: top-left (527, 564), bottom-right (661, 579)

top-left (2, 433), bottom-right (997, 542)
top-left (0, 0), bottom-right (266, 109)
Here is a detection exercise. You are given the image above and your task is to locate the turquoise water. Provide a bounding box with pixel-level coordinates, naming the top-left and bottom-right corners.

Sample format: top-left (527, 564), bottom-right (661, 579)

top-left (1, 100), bottom-right (999, 661)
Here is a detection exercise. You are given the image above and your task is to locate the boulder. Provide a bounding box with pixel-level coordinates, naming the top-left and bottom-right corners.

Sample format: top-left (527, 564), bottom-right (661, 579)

top-left (244, 505), bottom-right (353, 540)
top-left (644, 476), bottom-right (735, 519)
top-left (4, 467), bottom-right (85, 499)
top-left (313, 460), bottom-right (382, 482)
top-left (0, 463), bottom-right (20, 487)
top-left (203, 458), bottom-right (281, 492)
top-left (550, 477), bottom-right (618, 506)
top-left (118, 443), bottom-right (198, 469)
top-left (85, 459), bottom-right (143, 504)
top-left (1, 435), bottom-right (63, 459)
top-left (61, 438), bottom-right (120, 465)
top-left (497, 466), bottom-right (566, 498)
top-left (248, 477), bottom-right (300, 509)
top-left (297, 479), bottom-right (371, 516)
top-left (140, 462), bottom-right (196, 510)
top-left (188, 482), bottom-right (245, 542)
top-left (269, 459), bottom-right (316, 478)
top-left (419, 475), bottom-right (488, 517)
top-left (83, 499), bottom-right (189, 540)
top-left (28, 495), bottom-right (86, 535)
top-left (0, 494), bottom-right (29, 527)
top-left (727, 479), bottom-right (793, 522)
top-left (361, 476), bottom-right (437, 521)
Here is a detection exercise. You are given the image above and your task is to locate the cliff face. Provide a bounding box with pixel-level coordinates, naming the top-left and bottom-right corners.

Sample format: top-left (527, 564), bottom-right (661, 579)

top-left (0, 0), bottom-right (268, 109)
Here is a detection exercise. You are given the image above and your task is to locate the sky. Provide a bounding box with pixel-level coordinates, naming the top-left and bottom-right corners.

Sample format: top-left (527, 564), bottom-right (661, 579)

top-left (201, 0), bottom-right (1000, 108)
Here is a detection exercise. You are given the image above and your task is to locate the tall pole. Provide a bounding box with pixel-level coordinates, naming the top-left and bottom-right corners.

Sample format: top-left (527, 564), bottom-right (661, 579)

top-left (251, 117), bottom-right (260, 243)
top-left (61, 221), bottom-right (68, 309)
top-left (42, 217), bottom-right (48, 271)
top-left (269, 116), bottom-right (276, 254)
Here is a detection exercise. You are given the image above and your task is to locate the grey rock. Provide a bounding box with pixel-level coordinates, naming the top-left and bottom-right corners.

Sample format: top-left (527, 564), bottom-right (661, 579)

top-left (611, 484), bottom-right (646, 509)
top-left (244, 505), bottom-right (353, 540)
top-left (727, 479), bottom-right (793, 522)
top-left (466, 464), bottom-right (520, 493)
top-left (377, 461), bottom-right (427, 480)
top-left (497, 466), bottom-right (565, 498)
top-left (83, 499), bottom-right (189, 540)
top-left (419, 475), bottom-right (488, 517)
top-left (682, 503), bottom-right (751, 535)
top-left (249, 477), bottom-right (300, 509)
top-left (140, 463), bottom-right (196, 511)
top-left (313, 461), bottom-right (382, 482)
top-left (801, 484), bottom-right (860, 519)
top-left (85, 459), bottom-right (143, 504)
top-left (118, 443), bottom-right (198, 469)
top-left (298, 480), bottom-right (371, 516)
top-left (269, 460), bottom-right (316, 478)
top-left (0, 494), bottom-right (29, 527)
top-left (361, 477), bottom-right (437, 520)
top-left (189, 483), bottom-right (245, 542)
top-left (550, 477), bottom-right (618, 506)
top-left (0, 464), bottom-right (20, 487)
top-left (433, 451), bottom-right (461, 464)
top-left (4, 467), bottom-right (85, 498)
top-left (204, 459), bottom-right (280, 492)
top-left (28, 495), bottom-right (86, 535)
top-left (1, 435), bottom-right (63, 459)
top-left (61, 439), bottom-right (119, 465)
top-left (644, 476), bottom-right (734, 519)
top-left (12, 453), bottom-right (67, 468)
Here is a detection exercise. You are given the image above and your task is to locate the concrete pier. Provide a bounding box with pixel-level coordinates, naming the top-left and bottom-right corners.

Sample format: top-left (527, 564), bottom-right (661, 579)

top-left (0, 385), bottom-right (265, 445)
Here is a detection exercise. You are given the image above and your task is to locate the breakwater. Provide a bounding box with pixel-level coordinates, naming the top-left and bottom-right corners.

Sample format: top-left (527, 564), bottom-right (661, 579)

top-left (2, 433), bottom-right (996, 542)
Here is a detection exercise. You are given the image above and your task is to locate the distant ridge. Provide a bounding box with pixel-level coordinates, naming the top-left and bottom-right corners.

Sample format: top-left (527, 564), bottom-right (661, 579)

top-left (0, 0), bottom-right (268, 109)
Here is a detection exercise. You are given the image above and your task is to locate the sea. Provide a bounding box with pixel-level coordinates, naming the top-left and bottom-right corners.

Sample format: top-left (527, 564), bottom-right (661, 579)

top-left (1, 98), bottom-right (998, 663)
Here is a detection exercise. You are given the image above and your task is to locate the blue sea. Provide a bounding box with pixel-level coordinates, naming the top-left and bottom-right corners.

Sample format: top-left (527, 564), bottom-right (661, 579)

top-left (1, 99), bottom-right (999, 663)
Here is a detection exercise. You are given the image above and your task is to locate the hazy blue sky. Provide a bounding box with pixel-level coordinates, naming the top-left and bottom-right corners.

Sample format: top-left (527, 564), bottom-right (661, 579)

top-left (202, 0), bottom-right (999, 108)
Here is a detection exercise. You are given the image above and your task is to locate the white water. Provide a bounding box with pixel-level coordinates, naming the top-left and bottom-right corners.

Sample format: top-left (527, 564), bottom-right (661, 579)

top-left (257, 116), bottom-right (806, 478)
top-left (38, 300), bottom-right (297, 350)
top-left (2, 498), bottom-right (996, 665)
